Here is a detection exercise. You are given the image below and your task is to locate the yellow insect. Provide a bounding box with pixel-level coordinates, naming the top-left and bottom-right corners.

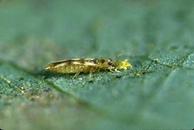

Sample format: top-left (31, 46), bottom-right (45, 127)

top-left (45, 58), bottom-right (132, 74)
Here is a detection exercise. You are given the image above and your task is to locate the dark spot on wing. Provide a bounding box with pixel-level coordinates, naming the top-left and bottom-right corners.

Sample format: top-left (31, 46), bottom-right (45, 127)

top-left (100, 59), bottom-right (106, 63)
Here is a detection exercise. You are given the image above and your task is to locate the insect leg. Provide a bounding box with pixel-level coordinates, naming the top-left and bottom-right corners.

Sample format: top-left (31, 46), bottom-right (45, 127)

top-left (73, 72), bottom-right (80, 79)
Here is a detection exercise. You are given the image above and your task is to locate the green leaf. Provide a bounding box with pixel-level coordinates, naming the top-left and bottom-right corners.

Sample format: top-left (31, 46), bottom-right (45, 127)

top-left (0, 0), bottom-right (194, 130)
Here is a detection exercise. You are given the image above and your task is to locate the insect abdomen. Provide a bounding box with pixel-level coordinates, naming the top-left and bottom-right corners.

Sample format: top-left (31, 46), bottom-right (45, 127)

top-left (46, 64), bottom-right (99, 74)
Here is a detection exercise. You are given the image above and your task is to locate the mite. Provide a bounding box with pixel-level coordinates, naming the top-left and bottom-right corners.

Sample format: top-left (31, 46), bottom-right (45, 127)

top-left (45, 58), bottom-right (132, 74)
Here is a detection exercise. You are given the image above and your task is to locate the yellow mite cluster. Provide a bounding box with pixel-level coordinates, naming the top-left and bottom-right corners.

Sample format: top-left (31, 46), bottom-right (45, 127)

top-left (115, 59), bottom-right (132, 70)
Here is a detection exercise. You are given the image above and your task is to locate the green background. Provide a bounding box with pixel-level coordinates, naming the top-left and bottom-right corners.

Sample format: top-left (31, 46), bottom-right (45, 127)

top-left (0, 0), bottom-right (194, 129)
